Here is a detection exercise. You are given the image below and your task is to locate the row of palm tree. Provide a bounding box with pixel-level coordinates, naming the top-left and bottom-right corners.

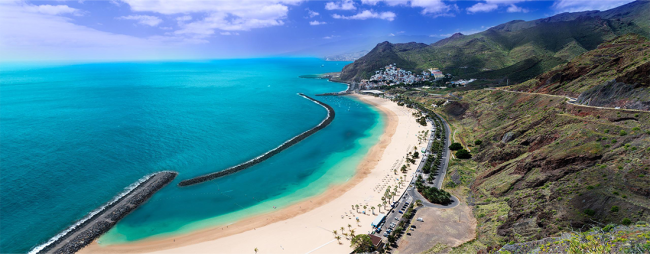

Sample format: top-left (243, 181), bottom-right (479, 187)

top-left (332, 225), bottom-right (357, 244)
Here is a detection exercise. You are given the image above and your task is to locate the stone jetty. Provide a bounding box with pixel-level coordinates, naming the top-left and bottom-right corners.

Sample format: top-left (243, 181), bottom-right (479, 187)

top-left (177, 93), bottom-right (335, 186)
top-left (34, 171), bottom-right (177, 254)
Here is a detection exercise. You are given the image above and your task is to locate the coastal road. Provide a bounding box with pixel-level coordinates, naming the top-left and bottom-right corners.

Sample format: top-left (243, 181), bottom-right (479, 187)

top-left (432, 113), bottom-right (451, 190)
top-left (406, 112), bottom-right (458, 209)
top-left (373, 107), bottom-right (458, 242)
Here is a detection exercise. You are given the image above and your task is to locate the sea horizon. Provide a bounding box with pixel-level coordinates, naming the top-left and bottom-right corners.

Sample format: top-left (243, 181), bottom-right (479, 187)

top-left (0, 58), bottom-right (385, 253)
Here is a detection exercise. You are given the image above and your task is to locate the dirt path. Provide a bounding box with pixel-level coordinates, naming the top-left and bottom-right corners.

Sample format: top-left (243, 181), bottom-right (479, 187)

top-left (395, 200), bottom-right (476, 254)
top-left (485, 88), bottom-right (648, 113)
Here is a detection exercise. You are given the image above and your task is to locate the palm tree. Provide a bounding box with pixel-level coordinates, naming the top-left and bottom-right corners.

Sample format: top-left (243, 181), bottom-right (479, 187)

top-left (378, 203), bottom-right (382, 213)
top-left (371, 206), bottom-right (375, 215)
top-left (355, 204), bottom-right (359, 212)
top-left (363, 205), bottom-right (367, 212)
top-left (350, 229), bottom-right (356, 238)
top-left (341, 226), bottom-right (345, 233)
top-left (254, 247), bottom-right (258, 253)
top-left (347, 224), bottom-right (352, 231)
top-left (351, 205), bottom-right (354, 211)
top-left (333, 230), bottom-right (337, 236)
top-left (335, 235), bottom-right (341, 244)
top-left (342, 232), bottom-right (348, 239)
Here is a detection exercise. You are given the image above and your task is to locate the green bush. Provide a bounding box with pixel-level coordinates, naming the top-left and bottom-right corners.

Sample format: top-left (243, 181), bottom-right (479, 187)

top-left (456, 149), bottom-right (472, 159)
top-left (474, 140), bottom-right (483, 146)
top-left (449, 142), bottom-right (463, 150)
top-left (611, 206), bottom-right (619, 212)
top-left (622, 218), bottom-right (632, 225)
top-left (620, 130), bottom-right (627, 136)
top-left (584, 209), bottom-right (596, 216)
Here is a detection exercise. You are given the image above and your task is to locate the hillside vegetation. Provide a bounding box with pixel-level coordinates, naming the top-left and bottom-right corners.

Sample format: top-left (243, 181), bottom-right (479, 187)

top-left (511, 34), bottom-right (650, 110)
top-left (403, 87), bottom-right (649, 252)
top-left (339, 0), bottom-right (650, 84)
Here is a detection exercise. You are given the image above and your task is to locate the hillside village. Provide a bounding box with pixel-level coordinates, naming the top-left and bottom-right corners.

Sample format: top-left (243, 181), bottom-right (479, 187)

top-left (358, 64), bottom-right (476, 90)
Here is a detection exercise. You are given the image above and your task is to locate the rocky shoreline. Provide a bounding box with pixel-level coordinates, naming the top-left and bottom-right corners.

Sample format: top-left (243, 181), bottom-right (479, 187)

top-left (177, 93), bottom-right (335, 187)
top-left (33, 171), bottom-right (177, 254)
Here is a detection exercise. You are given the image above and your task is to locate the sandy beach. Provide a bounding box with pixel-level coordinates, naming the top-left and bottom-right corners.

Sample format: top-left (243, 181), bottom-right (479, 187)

top-left (80, 94), bottom-right (429, 254)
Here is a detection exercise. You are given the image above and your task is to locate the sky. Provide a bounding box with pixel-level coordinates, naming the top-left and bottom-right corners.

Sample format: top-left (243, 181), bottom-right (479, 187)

top-left (0, 0), bottom-right (638, 62)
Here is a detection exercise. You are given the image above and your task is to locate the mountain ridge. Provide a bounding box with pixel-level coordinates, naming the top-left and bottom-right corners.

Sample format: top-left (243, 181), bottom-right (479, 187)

top-left (338, 0), bottom-right (650, 83)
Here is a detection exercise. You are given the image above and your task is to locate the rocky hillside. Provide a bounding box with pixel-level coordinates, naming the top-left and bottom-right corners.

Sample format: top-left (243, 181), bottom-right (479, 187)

top-left (339, 0), bottom-right (650, 83)
top-left (511, 34), bottom-right (650, 110)
top-left (404, 89), bottom-right (649, 252)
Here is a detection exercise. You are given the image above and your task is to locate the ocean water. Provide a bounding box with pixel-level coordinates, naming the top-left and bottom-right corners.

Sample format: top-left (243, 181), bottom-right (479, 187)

top-left (0, 58), bottom-right (384, 253)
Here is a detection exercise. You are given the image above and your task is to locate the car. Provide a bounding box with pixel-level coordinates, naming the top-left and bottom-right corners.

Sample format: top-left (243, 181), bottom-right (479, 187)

top-left (383, 232), bottom-right (389, 237)
top-left (394, 217), bottom-right (399, 220)
top-left (387, 229), bottom-right (392, 233)
top-left (406, 233), bottom-right (411, 236)
top-left (411, 225), bottom-right (416, 228)
top-left (399, 210), bottom-right (404, 214)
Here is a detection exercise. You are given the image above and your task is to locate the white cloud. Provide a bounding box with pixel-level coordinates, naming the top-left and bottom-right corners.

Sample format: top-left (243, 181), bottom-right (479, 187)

top-left (467, 0), bottom-right (530, 14)
top-left (410, 0), bottom-right (454, 15)
top-left (118, 15), bottom-right (163, 26)
top-left (176, 15), bottom-right (192, 22)
top-left (309, 20), bottom-right (327, 25)
top-left (323, 35), bottom-right (339, 39)
top-left (467, 3), bottom-right (498, 13)
top-left (388, 33), bottom-right (395, 36)
top-left (0, 1), bottom-right (207, 61)
top-left (506, 4), bottom-right (528, 13)
top-left (332, 10), bottom-right (396, 21)
top-left (359, 0), bottom-right (454, 16)
top-left (551, 0), bottom-right (635, 13)
top-left (24, 4), bottom-right (81, 15)
top-left (325, 0), bottom-right (356, 10)
top-left (120, 0), bottom-right (302, 38)
top-left (220, 31), bottom-right (239, 35)
top-left (306, 8), bottom-right (319, 17)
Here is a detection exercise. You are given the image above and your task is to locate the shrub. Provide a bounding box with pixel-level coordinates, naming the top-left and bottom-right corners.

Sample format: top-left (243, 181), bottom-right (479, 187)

top-left (456, 149), bottom-right (472, 159)
top-left (622, 218), bottom-right (632, 225)
top-left (611, 206), bottom-right (619, 212)
top-left (587, 185), bottom-right (594, 190)
top-left (474, 140), bottom-right (483, 146)
top-left (604, 129), bottom-right (610, 133)
top-left (620, 130), bottom-right (627, 136)
top-left (449, 142), bottom-right (463, 150)
top-left (584, 209), bottom-right (596, 216)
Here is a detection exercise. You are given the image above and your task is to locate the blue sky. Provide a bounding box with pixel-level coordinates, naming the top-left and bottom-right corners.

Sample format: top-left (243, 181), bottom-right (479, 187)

top-left (0, 0), bottom-right (636, 62)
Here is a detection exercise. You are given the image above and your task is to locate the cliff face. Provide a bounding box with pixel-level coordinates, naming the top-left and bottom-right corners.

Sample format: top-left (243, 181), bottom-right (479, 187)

top-left (339, 0), bottom-right (650, 83)
top-left (513, 34), bottom-right (650, 110)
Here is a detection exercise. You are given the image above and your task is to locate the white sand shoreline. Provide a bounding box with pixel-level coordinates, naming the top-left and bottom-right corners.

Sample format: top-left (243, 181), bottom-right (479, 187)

top-left (80, 94), bottom-right (429, 254)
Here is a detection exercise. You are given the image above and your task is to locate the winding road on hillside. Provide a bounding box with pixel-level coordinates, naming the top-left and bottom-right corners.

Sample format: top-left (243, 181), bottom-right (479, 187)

top-left (484, 88), bottom-right (648, 113)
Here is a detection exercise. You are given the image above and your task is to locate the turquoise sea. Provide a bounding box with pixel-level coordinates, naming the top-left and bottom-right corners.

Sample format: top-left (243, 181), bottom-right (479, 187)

top-left (0, 58), bottom-right (384, 253)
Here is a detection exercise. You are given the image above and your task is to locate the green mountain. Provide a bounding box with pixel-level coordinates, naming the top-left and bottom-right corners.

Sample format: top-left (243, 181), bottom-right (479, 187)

top-left (338, 0), bottom-right (650, 84)
top-left (512, 34), bottom-right (650, 110)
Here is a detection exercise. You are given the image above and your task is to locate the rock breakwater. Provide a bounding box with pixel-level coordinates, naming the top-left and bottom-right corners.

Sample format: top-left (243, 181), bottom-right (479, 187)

top-left (31, 171), bottom-right (177, 254)
top-left (178, 93), bottom-right (335, 187)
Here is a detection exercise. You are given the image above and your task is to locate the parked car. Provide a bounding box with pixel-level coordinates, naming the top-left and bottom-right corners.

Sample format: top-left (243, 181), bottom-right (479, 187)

top-left (399, 210), bottom-right (404, 214)
top-left (406, 233), bottom-right (411, 236)
top-left (383, 232), bottom-right (389, 237)
top-left (394, 217), bottom-right (399, 220)
top-left (411, 225), bottom-right (416, 229)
